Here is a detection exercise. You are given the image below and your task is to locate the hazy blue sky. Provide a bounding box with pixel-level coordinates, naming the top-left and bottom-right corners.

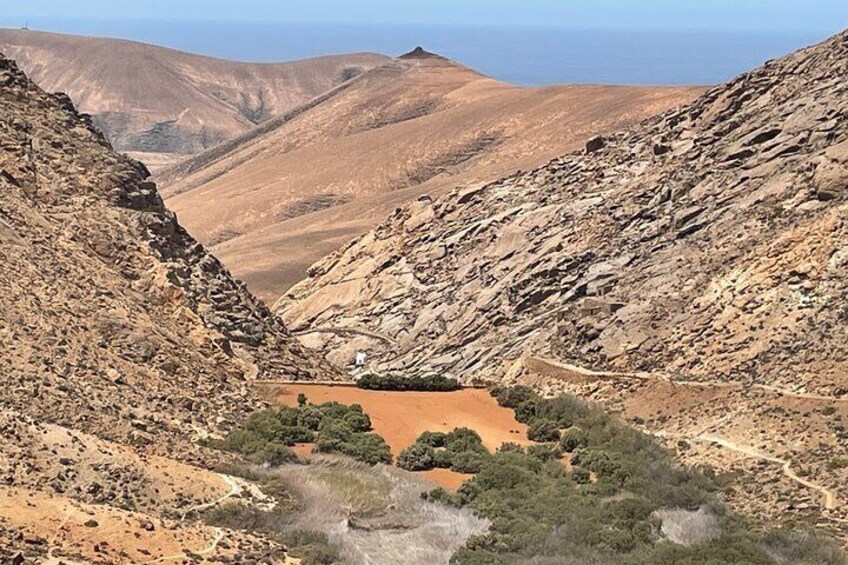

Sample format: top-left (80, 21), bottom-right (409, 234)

top-left (5, 0), bottom-right (848, 33)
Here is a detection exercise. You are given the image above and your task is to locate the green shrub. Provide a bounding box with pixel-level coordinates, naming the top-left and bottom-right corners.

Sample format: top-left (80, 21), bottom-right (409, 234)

top-left (422, 487), bottom-right (463, 507)
top-left (397, 443), bottom-right (436, 471)
top-left (217, 401), bottom-right (390, 467)
top-left (514, 399), bottom-right (538, 423)
top-left (418, 431), bottom-right (448, 448)
top-left (433, 450), bottom-right (454, 468)
top-left (490, 385), bottom-right (536, 408)
top-left (526, 444), bottom-right (562, 462)
top-left (560, 426), bottom-right (589, 453)
top-left (527, 419), bottom-right (561, 442)
top-left (571, 466), bottom-right (591, 484)
top-left (445, 428), bottom-right (488, 455)
top-left (450, 450), bottom-right (489, 474)
top-left (428, 388), bottom-right (839, 564)
top-left (497, 442), bottom-right (524, 454)
top-left (343, 410), bottom-right (372, 433)
top-left (298, 406), bottom-right (324, 430)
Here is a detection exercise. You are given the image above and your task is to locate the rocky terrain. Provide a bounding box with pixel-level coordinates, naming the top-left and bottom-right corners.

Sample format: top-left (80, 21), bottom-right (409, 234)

top-left (160, 47), bottom-right (702, 299)
top-left (0, 29), bottom-right (388, 170)
top-left (0, 51), bottom-right (335, 562)
top-left (279, 31), bottom-right (848, 536)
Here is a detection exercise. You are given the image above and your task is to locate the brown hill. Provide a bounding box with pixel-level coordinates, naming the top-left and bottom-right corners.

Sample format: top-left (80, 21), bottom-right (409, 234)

top-left (160, 53), bottom-right (702, 300)
top-left (0, 29), bottom-right (388, 170)
top-left (277, 31), bottom-right (848, 536)
top-left (0, 53), bottom-right (334, 561)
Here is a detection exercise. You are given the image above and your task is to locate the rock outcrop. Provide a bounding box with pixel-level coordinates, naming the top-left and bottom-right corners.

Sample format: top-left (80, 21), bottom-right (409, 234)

top-left (280, 30), bottom-right (848, 395)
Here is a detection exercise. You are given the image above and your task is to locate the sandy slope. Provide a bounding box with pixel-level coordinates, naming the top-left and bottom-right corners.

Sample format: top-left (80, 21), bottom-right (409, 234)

top-left (0, 29), bottom-right (388, 166)
top-left (161, 51), bottom-right (703, 300)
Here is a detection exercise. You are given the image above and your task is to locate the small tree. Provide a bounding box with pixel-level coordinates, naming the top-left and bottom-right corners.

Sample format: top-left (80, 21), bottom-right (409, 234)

top-left (297, 393), bottom-right (308, 407)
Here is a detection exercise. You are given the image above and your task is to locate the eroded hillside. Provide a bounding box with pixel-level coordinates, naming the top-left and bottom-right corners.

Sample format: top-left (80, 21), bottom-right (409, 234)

top-left (0, 29), bottom-right (388, 169)
top-left (161, 48), bottom-right (702, 299)
top-left (279, 31), bottom-right (848, 536)
top-left (0, 52), bottom-right (334, 562)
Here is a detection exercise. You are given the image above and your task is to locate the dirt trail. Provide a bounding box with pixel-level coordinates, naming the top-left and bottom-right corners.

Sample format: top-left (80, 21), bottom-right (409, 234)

top-left (43, 509), bottom-right (85, 565)
top-left (527, 356), bottom-right (848, 403)
top-left (180, 473), bottom-right (240, 520)
top-left (693, 435), bottom-right (838, 511)
top-left (143, 473), bottom-right (241, 564)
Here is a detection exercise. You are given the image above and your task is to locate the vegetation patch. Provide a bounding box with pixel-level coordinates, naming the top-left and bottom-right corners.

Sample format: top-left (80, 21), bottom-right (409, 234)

top-left (397, 428), bottom-right (494, 474)
top-left (418, 386), bottom-right (847, 564)
top-left (357, 372), bottom-right (461, 392)
top-left (212, 396), bottom-right (392, 466)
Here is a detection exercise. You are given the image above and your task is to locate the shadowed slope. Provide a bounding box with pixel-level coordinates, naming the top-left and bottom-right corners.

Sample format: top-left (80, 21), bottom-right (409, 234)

top-left (0, 29), bottom-right (388, 168)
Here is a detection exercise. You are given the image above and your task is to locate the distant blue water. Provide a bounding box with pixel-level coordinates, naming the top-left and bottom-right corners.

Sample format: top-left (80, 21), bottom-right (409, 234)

top-left (0, 18), bottom-right (828, 86)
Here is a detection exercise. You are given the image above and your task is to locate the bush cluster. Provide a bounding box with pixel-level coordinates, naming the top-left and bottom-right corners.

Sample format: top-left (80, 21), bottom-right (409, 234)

top-left (215, 399), bottom-right (391, 466)
top-left (357, 372), bottom-right (461, 391)
top-left (397, 428), bottom-right (491, 474)
top-left (424, 387), bottom-right (843, 564)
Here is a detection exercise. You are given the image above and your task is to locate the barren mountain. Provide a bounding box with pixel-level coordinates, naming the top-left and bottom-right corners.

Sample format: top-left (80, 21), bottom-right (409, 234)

top-left (160, 48), bottom-right (702, 299)
top-left (278, 32), bottom-right (848, 536)
top-left (0, 29), bottom-right (388, 169)
top-left (0, 52), bottom-right (334, 562)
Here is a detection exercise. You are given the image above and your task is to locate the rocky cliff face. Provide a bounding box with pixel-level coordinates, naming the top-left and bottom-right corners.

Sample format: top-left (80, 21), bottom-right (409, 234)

top-left (280, 31), bottom-right (848, 398)
top-left (0, 53), bottom-right (333, 456)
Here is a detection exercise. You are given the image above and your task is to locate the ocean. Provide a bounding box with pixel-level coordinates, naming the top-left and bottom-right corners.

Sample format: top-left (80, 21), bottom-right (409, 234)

top-left (0, 18), bottom-right (828, 86)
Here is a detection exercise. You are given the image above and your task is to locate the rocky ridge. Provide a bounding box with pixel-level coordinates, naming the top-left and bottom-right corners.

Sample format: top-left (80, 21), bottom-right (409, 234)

top-left (0, 50), bottom-right (335, 449)
top-left (278, 30), bottom-right (848, 532)
top-left (0, 29), bottom-right (388, 168)
top-left (0, 50), bottom-right (333, 561)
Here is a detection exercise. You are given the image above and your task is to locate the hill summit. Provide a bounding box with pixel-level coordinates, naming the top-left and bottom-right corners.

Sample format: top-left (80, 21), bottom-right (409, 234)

top-left (400, 46), bottom-right (449, 60)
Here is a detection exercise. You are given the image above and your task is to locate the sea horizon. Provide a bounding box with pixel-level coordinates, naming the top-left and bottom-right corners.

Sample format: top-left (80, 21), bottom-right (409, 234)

top-left (0, 18), bottom-right (831, 86)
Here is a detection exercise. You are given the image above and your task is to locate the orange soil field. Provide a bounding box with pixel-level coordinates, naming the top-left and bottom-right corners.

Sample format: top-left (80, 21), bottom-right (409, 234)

top-left (274, 385), bottom-right (533, 489)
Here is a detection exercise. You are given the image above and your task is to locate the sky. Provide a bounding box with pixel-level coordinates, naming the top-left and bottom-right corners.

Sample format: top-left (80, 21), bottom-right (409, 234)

top-left (4, 0), bottom-right (848, 33)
